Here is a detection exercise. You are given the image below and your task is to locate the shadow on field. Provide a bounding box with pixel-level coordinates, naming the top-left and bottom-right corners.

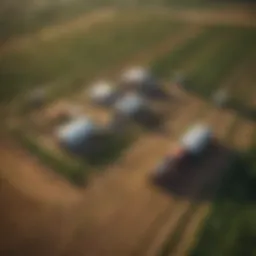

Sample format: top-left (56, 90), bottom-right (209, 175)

top-left (153, 142), bottom-right (234, 201)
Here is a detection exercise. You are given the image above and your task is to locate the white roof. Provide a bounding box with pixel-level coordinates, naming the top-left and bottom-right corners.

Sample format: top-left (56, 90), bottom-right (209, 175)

top-left (181, 124), bottom-right (212, 152)
top-left (122, 67), bottom-right (152, 84)
top-left (56, 116), bottom-right (97, 144)
top-left (89, 81), bottom-right (114, 100)
top-left (115, 93), bottom-right (146, 115)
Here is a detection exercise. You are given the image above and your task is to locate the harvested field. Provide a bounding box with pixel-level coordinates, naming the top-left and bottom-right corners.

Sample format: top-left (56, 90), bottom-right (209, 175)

top-left (0, 137), bottom-right (83, 256)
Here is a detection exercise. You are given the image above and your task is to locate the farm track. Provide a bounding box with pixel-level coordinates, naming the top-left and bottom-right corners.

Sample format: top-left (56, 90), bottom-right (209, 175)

top-left (1, 6), bottom-right (255, 56)
top-left (0, 8), bottom-right (117, 55)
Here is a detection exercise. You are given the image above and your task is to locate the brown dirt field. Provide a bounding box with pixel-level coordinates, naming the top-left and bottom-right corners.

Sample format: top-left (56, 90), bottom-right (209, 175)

top-left (0, 89), bottom-right (240, 256)
top-left (0, 8), bottom-right (117, 55)
top-left (0, 137), bottom-right (84, 256)
top-left (230, 119), bottom-right (255, 150)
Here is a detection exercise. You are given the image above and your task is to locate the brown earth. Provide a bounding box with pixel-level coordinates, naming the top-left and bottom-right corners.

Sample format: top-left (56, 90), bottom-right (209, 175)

top-left (0, 136), bottom-right (83, 256)
top-left (1, 85), bottom-right (254, 256)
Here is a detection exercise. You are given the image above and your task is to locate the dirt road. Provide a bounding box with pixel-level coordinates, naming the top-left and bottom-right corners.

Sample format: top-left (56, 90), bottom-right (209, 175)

top-left (0, 8), bottom-right (117, 55)
top-left (1, 5), bottom-right (255, 56)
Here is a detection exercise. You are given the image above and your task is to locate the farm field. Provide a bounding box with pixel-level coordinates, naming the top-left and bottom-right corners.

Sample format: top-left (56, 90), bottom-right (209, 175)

top-left (1, 4), bottom-right (256, 256)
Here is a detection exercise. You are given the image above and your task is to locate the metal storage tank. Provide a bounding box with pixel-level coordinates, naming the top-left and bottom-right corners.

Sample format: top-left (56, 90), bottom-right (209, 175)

top-left (180, 124), bottom-right (212, 155)
top-left (114, 93), bottom-right (147, 117)
top-left (121, 67), bottom-right (155, 87)
top-left (113, 93), bottom-right (163, 129)
top-left (88, 81), bottom-right (118, 106)
top-left (56, 116), bottom-right (100, 153)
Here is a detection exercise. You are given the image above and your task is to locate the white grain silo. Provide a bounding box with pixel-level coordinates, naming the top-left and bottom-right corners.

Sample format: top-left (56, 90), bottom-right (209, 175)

top-left (88, 81), bottom-right (118, 106)
top-left (180, 124), bottom-right (213, 155)
top-left (56, 116), bottom-right (100, 154)
top-left (113, 93), bottom-right (162, 129)
top-left (121, 66), bottom-right (157, 93)
top-left (114, 93), bottom-right (147, 117)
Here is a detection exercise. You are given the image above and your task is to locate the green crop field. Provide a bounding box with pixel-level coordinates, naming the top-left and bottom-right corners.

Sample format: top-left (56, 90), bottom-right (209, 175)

top-left (0, 15), bottom-right (184, 103)
top-left (190, 145), bottom-right (256, 256)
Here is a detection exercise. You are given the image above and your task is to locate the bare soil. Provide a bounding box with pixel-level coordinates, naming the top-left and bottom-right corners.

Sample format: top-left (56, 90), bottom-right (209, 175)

top-left (1, 85), bottom-right (253, 256)
top-left (0, 137), bottom-right (83, 256)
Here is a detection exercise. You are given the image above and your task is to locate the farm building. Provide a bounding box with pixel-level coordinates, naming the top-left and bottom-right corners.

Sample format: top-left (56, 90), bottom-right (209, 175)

top-left (55, 116), bottom-right (103, 154)
top-left (113, 93), bottom-right (163, 129)
top-left (88, 81), bottom-right (118, 106)
top-left (121, 66), bottom-right (158, 94)
top-left (114, 93), bottom-right (147, 116)
top-left (180, 124), bottom-right (213, 155)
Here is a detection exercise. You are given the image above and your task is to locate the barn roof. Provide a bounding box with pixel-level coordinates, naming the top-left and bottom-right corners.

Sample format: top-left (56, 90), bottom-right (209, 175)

top-left (89, 81), bottom-right (115, 100)
top-left (180, 124), bottom-right (212, 152)
top-left (56, 116), bottom-right (98, 146)
top-left (115, 93), bottom-right (146, 115)
top-left (121, 67), bottom-right (152, 85)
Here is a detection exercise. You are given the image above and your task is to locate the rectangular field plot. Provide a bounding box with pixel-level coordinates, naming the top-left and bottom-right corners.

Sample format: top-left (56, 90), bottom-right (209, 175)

top-left (151, 26), bottom-right (256, 100)
top-left (0, 13), bottom-right (187, 103)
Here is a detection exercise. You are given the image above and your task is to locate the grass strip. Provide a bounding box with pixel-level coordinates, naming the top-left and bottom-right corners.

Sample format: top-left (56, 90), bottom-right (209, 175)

top-left (189, 147), bottom-right (256, 256)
